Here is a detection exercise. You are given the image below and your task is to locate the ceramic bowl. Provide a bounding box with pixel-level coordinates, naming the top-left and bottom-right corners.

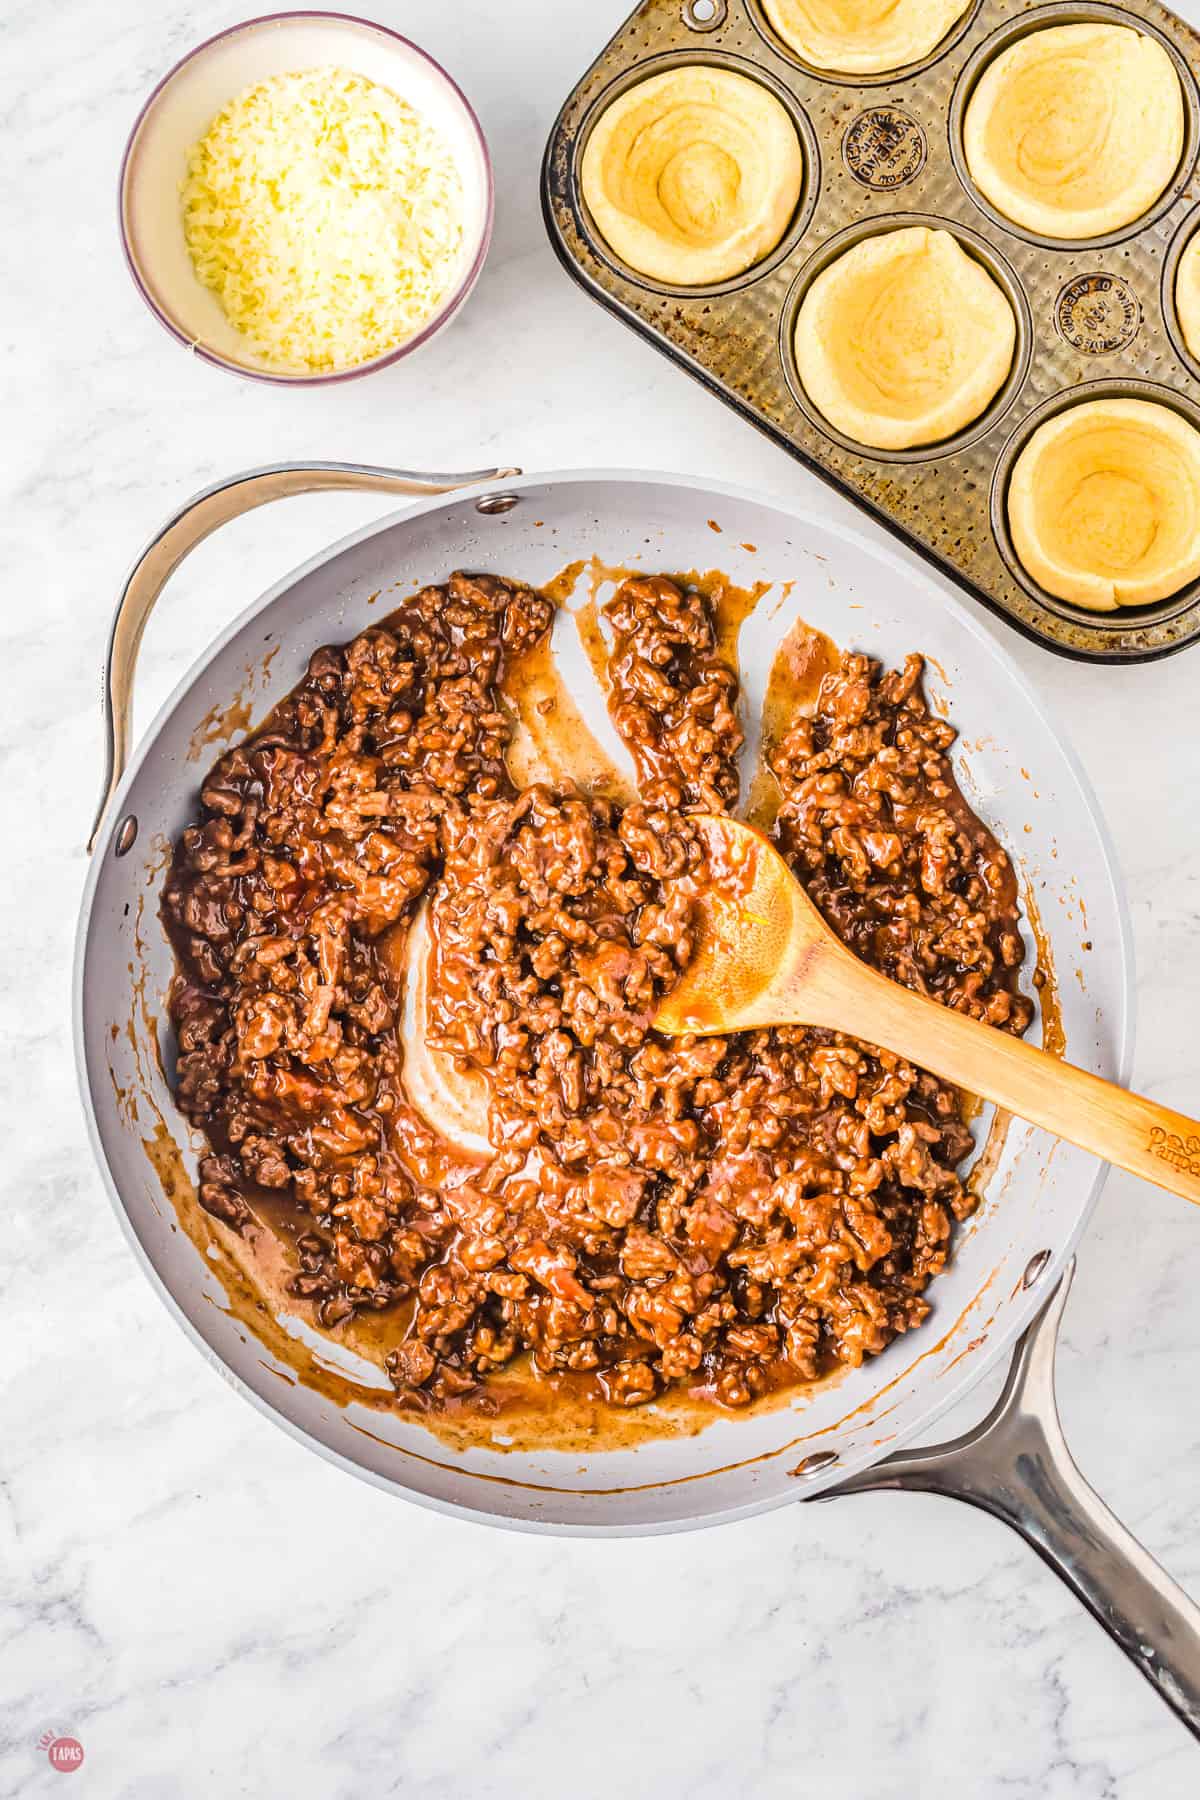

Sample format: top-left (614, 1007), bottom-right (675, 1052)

top-left (118, 11), bottom-right (494, 384)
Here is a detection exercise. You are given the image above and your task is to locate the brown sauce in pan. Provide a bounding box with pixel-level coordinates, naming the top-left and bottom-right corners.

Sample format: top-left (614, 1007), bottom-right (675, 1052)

top-left (150, 564), bottom-right (1039, 1449)
top-left (746, 615), bottom-right (841, 830)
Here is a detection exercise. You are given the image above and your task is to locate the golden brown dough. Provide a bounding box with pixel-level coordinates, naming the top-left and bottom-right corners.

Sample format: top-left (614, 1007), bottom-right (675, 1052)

top-left (794, 226), bottom-right (1015, 451)
top-left (1008, 398), bottom-right (1200, 609)
top-left (1175, 230), bottom-right (1200, 365)
top-left (580, 67), bottom-right (803, 286)
top-left (963, 23), bottom-right (1183, 239)
top-left (763, 0), bottom-right (971, 74)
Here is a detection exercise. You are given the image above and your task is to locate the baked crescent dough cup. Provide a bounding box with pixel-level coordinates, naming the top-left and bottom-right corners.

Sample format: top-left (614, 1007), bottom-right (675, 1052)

top-left (1008, 398), bottom-right (1200, 610)
top-left (1176, 230), bottom-right (1200, 364)
top-left (763, 0), bottom-right (972, 75)
top-left (580, 67), bottom-right (804, 286)
top-left (963, 23), bottom-right (1184, 240)
top-left (794, 226), bottom-right (1016, 451)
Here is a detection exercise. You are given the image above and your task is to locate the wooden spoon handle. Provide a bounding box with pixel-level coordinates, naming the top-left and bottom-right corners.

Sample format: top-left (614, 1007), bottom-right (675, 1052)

top-left (807, 957), bottom-right (1200, 1205)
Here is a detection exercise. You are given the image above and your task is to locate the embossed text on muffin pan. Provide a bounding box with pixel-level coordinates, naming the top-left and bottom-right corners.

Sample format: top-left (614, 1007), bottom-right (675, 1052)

top-left (542, 0), bottom-right (1200, 661)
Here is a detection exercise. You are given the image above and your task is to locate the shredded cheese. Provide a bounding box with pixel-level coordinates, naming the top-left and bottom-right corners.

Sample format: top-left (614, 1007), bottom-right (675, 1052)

top-left (182, 67), bottom-right (467, 373)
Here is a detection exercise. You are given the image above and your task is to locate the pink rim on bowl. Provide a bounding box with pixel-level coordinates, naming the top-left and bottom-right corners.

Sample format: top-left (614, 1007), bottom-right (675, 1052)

top-left (117, 11), bottom-right (496, 385)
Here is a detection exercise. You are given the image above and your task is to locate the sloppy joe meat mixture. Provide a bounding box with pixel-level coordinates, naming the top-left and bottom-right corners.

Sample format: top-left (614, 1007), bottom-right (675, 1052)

top-left (163, 570), bottom-right (1033, 1418)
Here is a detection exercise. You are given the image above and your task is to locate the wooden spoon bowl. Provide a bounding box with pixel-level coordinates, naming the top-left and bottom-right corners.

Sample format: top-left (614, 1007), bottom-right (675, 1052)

top-left (656, 815), bottom-right (1200, 1205)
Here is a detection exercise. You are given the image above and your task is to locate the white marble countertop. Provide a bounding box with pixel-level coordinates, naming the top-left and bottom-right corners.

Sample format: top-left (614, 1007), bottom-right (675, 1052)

top-left (4, 0), bottom-right (1200, 1792)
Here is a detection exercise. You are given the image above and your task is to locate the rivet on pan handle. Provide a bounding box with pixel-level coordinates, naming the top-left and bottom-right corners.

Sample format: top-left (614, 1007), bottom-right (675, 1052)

top-left (818, 1260), bottom-right (1200, 1740)
top-left (87, 461), bottom-right (522, 853)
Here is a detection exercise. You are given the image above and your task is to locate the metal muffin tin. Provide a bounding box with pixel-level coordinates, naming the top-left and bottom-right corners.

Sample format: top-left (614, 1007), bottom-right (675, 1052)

top-left (542, 0), bottom-right (1200, 660)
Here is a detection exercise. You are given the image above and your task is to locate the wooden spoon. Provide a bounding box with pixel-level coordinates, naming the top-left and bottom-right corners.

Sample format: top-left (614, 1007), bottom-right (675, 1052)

top-left (654, 815), bottom-right (1200, 1205)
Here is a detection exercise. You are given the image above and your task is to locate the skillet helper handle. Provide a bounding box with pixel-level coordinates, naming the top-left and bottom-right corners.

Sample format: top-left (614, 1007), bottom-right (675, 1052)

top-left (88, 460), bottom-right (521, 852)
top-left (820, 1261), bottom-right (1200, 1739)
top-left (811, 954), bottom-right (1200, 1207)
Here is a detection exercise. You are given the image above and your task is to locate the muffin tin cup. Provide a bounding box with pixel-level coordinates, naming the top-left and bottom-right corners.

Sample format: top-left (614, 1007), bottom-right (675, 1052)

top-left (572, 50), bottom-right (822, 299)
top-left (542, 0), bottom-right (1200, 661)
top-left (989, 375), bottom-right (1200, 629)
top-left (948, 2), bottom-right (1200, 253)
top-left (748, 0), bottom-right (986, 89)
top-left (1161, 204), bottom-right (1200, 381)
top-left (777, 211), bottom-right (1034, 463)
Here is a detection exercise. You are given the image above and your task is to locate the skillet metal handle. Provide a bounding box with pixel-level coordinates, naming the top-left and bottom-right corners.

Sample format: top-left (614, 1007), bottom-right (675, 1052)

top-left (88, 459), bottom-right (521, 851)
top-left (821, 1260), bottom-right (1200, 1739)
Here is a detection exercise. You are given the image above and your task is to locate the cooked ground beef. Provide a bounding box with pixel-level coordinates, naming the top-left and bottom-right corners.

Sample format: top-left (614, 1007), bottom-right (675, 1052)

top-left (163, 570), bottom-right (1033, 1417)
